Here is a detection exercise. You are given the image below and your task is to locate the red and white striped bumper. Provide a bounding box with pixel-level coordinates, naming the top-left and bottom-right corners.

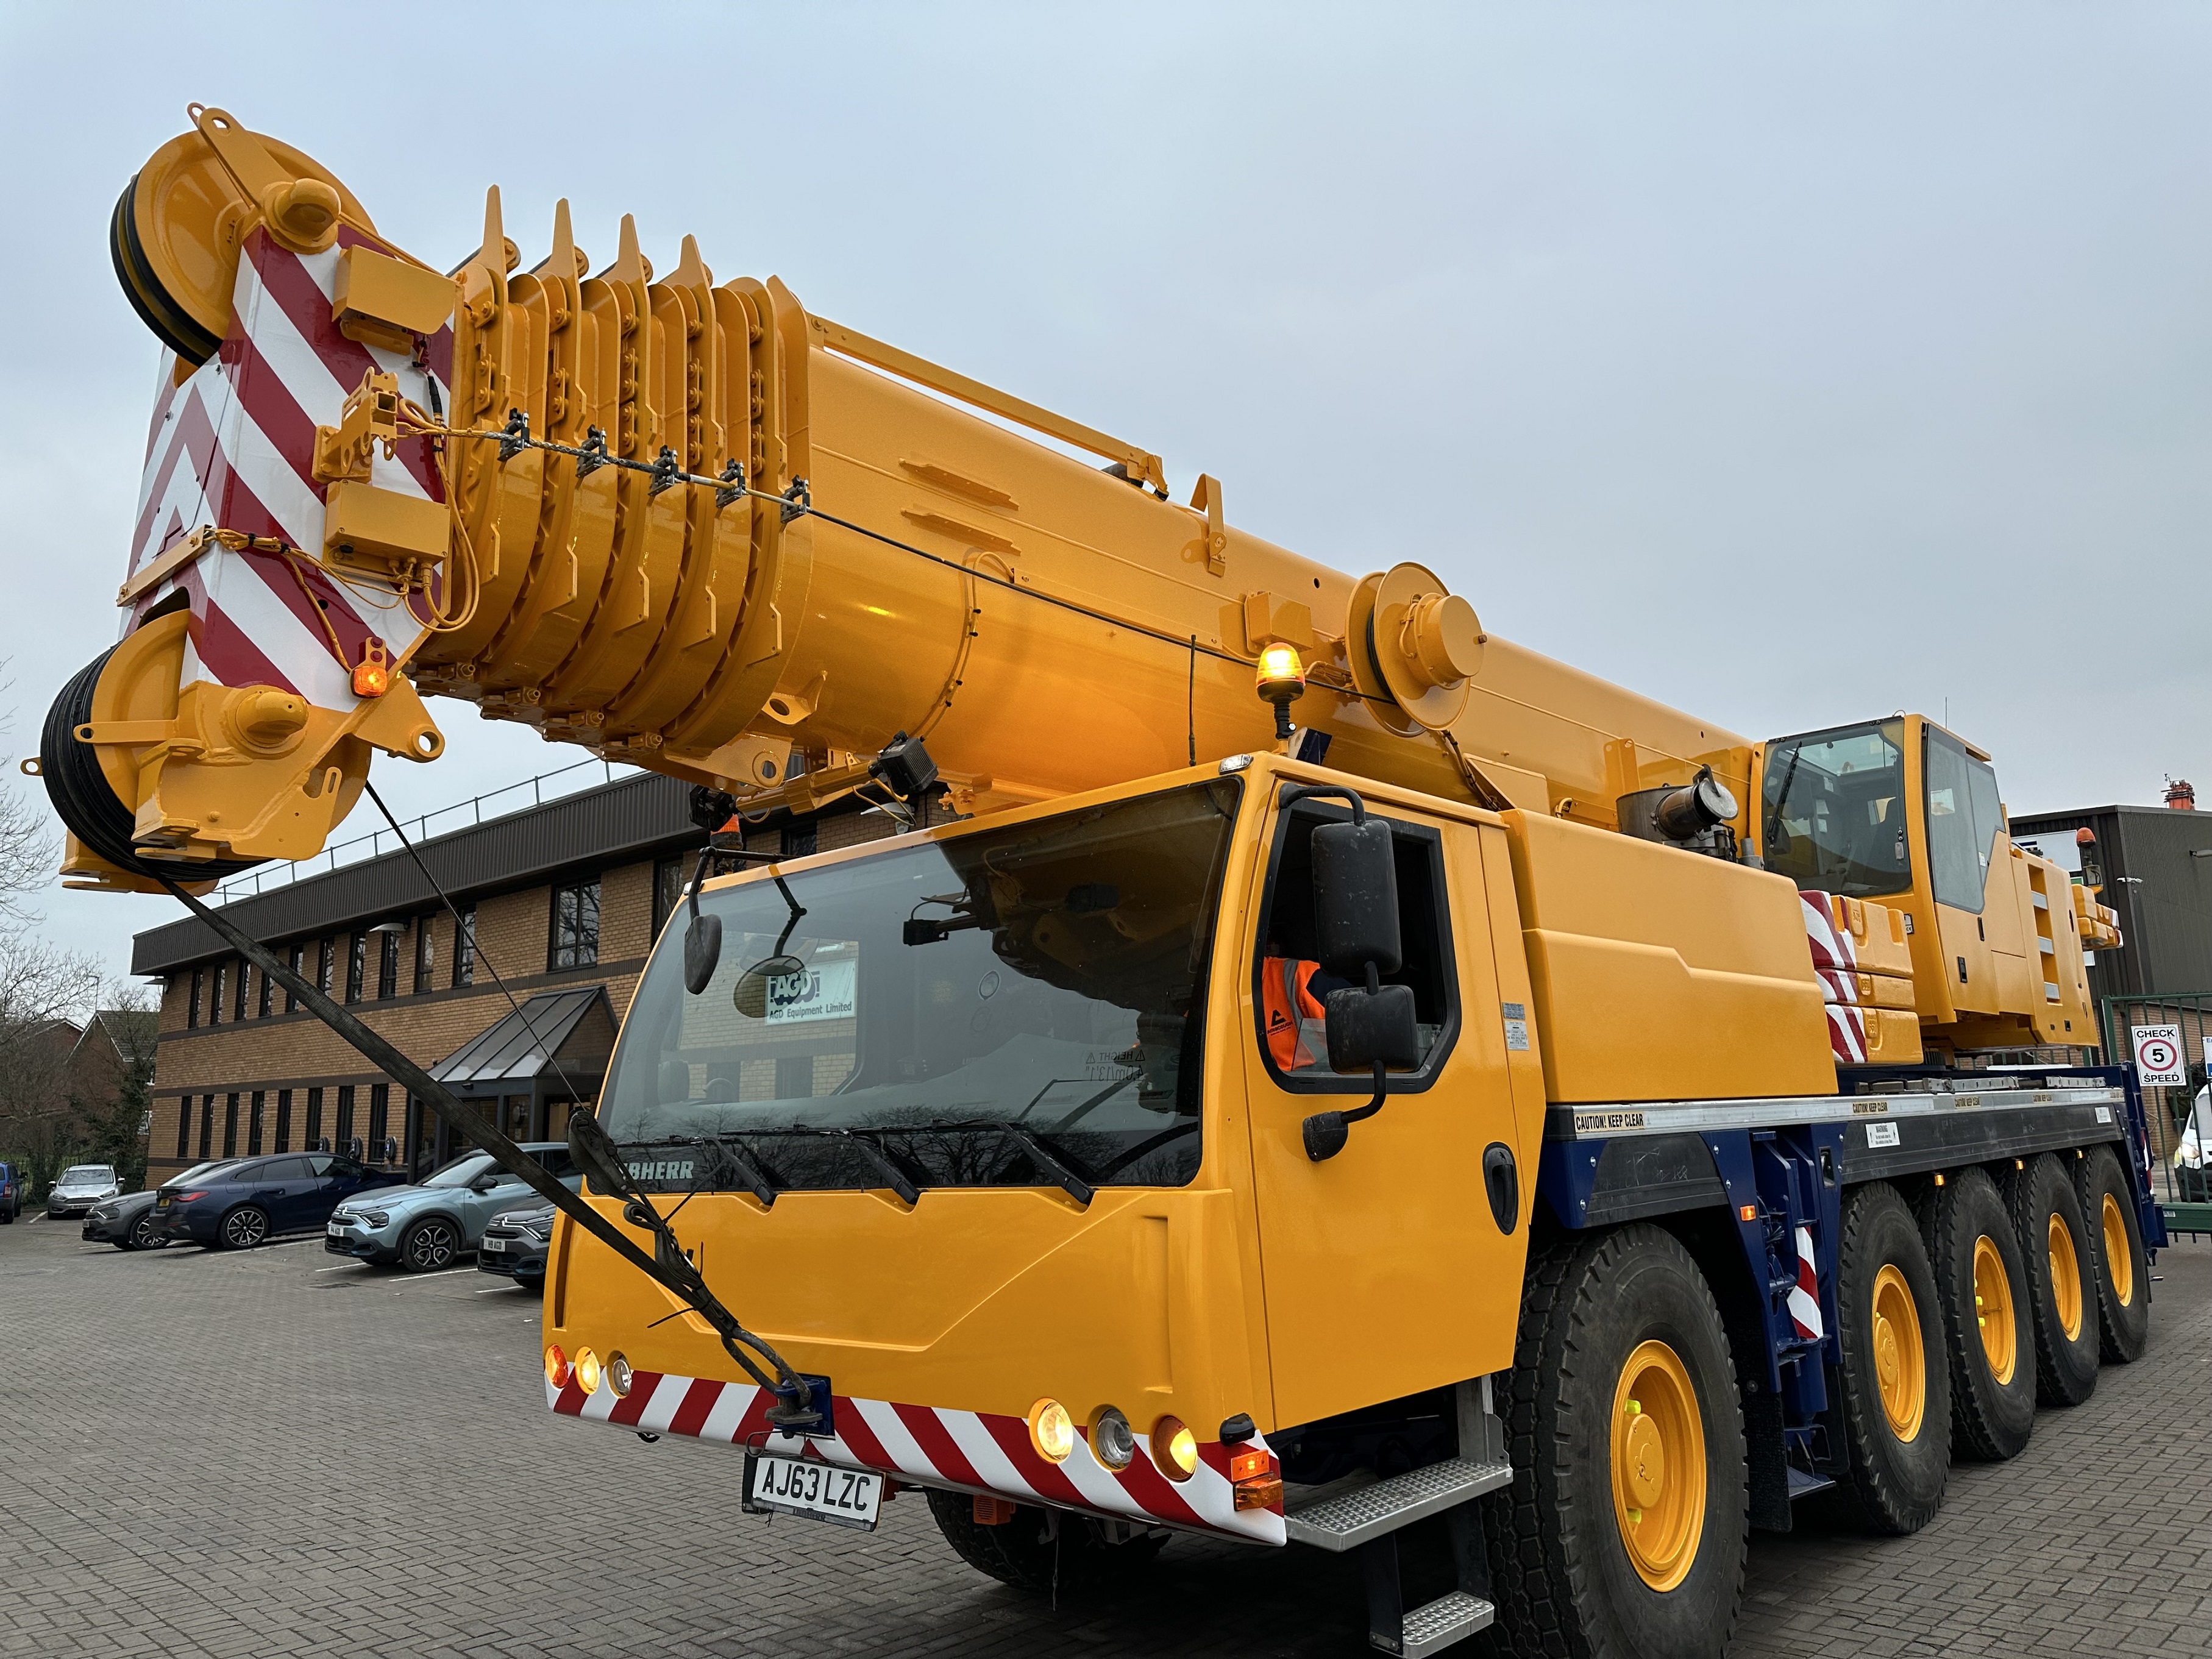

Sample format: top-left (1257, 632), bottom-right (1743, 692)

top-left (547, 1369), bottom-right (1286, 1546)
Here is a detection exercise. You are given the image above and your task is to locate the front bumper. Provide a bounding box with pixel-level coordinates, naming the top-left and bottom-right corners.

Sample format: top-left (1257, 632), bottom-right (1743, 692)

top-left (547, 1366), bottom-right (1286, 1546)
top-left (475, 1236), bottom-right (548, 1281)
top-left (322, 1221), bottom-right (398, 1262)
top-left (48, 1197), bottom-right (111, 1217)
top-left (81, 1212), bottom-right (136, 1242)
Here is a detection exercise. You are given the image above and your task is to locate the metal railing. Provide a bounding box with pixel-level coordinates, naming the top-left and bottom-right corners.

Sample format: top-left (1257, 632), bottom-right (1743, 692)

top-left (210, 756), bottom-right (640, 903)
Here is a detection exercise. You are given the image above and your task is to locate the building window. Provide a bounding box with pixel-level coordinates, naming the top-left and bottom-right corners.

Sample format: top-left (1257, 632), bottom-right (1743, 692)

top-left (453, 907), bottom-right (476, 988)
top-left (785, 823), bottom-right (818, 859)
top-left (377, 931), bottom-right (399, 999)
top-left (247, 1092), bottom-right (265, 1156)
top-left (257, 961), bottom-right (273, 1018)
top-left (187, 969), bottom-right (202, 1029)
top-left (414, 918), bottom-right (435, 993)
top-left (208, 963), bottom-right (224, 1026)
top-left (233, 961), bottom-right (249, 1021)
top-left (336, 1085), bottom-right (357, 1154)
top-left (275, 1090), bottom-right (293, 1153)
top-left (654, 854), bottom-right (691, 939)
top-left (175, 1098), bottom-right (192, 1159)
top-left (305, 1087), bottom-right (325, 1150)
top-left (346, 933), bottom-right (366, 1003)
top-left (198, 1095), bottom-right (215, 1159)
top-left (368, 1083), bottom-right (389, 1160)
top-left (222, 1093), bottom-right (240, 1159)
top-left (550, 878), bottom-right (601, 971)
top-left (286, 944), bottom-right (303, 1012)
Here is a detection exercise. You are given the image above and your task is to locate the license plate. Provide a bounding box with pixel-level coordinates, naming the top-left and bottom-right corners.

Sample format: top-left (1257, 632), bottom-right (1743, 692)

top-left (481, 1237), bottom-right (507, 1252)
top-left (154, 1199), bottom-right (169, 1212)
top-left (746, 1453), bottom-right (882, 1530)
top-left (325, 1223), bottom-right (346, 1237)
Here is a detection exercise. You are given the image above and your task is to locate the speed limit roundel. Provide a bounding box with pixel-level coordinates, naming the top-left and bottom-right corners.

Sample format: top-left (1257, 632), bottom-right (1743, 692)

top-left (2132, 1023), bottom-right (2185, 1086)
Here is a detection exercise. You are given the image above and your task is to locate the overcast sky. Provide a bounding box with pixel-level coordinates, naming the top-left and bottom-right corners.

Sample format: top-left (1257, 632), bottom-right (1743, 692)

top-left (3, 2), bottom-right (2207, 990)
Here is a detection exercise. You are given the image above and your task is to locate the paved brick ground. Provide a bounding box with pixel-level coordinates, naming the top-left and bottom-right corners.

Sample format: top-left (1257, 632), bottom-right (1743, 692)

top-left (2, 1215), bottom-right (2204, 1658)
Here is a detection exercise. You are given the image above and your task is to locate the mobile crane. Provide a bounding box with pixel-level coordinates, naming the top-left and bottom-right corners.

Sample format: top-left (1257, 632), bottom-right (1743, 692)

top-left (39, 108), bottom-right (2160, 1659)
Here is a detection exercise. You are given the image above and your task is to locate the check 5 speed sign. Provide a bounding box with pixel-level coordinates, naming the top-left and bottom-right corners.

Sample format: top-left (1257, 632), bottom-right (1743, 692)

top-left (2132, 1023), bottom-right (2186, 1087)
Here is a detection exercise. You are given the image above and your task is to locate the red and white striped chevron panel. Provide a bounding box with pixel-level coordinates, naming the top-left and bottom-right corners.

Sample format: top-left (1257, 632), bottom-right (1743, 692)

top-left (1786, 1224), bottom-right (1824, 1341)
top-left (123, 226), bottom-right (452, 708)
top-left (547, 1370), bottom-right (1287, 1546)
top-left (1799, 892), bottom-right (1866, 1064)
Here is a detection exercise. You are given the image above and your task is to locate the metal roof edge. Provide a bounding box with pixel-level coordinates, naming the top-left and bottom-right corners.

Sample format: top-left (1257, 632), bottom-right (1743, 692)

top-left (131, 772), bottom-right (702, 977)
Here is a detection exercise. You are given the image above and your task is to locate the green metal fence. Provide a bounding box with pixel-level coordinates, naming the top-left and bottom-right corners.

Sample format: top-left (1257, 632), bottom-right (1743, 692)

top-left (2102, 992), bottom-right (2212, 1238)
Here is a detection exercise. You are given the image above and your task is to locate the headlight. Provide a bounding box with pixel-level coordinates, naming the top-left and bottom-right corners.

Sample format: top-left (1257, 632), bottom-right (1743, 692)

top-left (1089, 1407), bottom-right (1136, 1470)
top-left (575, 1348), bottom-right (602, 1394)
top-left (1027, 1398), bottom-right (1075, 1463)
top-left (606, 1352), bottom-right (633, 1398)
top-left (1150, 1415), bottom-right (1199, 1482)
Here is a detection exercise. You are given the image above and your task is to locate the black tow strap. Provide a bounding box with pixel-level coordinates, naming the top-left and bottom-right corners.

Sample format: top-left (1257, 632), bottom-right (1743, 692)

top-left (154, 872), bottom-right (817, 1424)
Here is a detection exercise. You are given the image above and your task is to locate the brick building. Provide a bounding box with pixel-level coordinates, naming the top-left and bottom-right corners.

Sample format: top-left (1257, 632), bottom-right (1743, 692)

top-left (133, 768), bottom-right (904, 1188)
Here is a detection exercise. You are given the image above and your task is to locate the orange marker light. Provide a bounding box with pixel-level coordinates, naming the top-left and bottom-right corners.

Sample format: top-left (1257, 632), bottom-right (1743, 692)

top-left (1229, 1447), bottom-right (1270, 1483)
top-left (352, 659), bottom-right (390, 697)
top-left (1151, 1415), bottom-right (1199, 1482)
top-left (543, 1345), bottom-right (571, 1388)
top-left (1233, 1474), bottom-right (1284, 1512)
top-left (1738, 1204), bottom-right (1757, 1223)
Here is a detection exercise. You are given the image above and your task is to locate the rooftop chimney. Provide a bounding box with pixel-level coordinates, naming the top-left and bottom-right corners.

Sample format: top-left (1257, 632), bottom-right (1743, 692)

top-left (2166, 777), bottom-right (2196, 810)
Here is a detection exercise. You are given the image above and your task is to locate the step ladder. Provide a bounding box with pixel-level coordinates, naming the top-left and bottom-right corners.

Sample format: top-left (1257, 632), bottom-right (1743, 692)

top-left (1279, 1380), bottom-right (1513, 1657)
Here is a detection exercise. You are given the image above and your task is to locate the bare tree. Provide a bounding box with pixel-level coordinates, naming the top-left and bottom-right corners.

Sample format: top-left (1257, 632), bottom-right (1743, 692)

top-left (0, 660), bottom-right (57, 928)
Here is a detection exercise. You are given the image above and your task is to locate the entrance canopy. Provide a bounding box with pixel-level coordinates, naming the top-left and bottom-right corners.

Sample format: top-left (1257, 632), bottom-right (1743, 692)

top-left (428, 986), bottom-right (616, 1100)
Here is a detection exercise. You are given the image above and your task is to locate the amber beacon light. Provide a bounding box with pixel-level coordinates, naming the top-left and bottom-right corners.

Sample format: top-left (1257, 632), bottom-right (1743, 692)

top-left (1254, 644), bottom-right (1307, 741)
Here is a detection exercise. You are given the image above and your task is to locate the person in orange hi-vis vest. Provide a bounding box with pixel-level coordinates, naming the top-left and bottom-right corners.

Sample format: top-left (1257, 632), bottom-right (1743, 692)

top-left (1261, 947), bottom-right (1348, 1070)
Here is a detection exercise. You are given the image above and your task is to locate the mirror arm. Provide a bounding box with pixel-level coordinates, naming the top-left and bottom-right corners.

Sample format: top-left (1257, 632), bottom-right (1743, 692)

top-left (1302, 1061), bottom-right (1387, 1162)
top-left (1279, 781), bottom-right (1367, 823)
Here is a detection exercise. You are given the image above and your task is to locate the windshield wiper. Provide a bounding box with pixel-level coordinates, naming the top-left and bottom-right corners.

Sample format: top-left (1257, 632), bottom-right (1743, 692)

top-left (921, 1120), bottom-right (1094, 1206)
top-left (704, 1135), bottom-right (781, 1209)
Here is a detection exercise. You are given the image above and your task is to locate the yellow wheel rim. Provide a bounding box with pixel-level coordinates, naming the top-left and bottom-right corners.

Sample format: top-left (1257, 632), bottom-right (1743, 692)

top-left (1869, 1263), bottom-right (1926, 1442)
top-left (2047, 1212), bottom-right (2083, 1341)
top-left (2100, 1193), bottom-right (2135, 1308)
top-left (1610, 1340), bottom-right (1707, 1592)
top-left (1971, 1234), bottom-right (2016, 1385)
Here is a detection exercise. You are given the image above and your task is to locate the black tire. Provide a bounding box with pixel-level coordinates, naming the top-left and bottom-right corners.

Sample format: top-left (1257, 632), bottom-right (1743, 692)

top-left (1833, 1182), bottom-right (1950, 1533)
top-left (398, 1217), bottom-right (460, 1273)
top-left (1484, 1224), bottom-right (1747, 1659)
top-left (218, 1205), bottom-right (270, 1250)
top-left (2074, 1146), bottom-right (2151, 1364)
top-left (1926, 1169), bottom-right (2034, 1461)
top-left (924, 1489), bottom-right (1165, 1593)
top-left (2010, 1154), bottom-right (2099, 1406)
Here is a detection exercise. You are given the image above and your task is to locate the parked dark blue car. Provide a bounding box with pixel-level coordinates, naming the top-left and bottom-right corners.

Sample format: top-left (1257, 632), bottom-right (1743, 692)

top-left (0, 1160), bottom-right (23, 1223)
top-left (154, 1153), bottom-right (404, 1249)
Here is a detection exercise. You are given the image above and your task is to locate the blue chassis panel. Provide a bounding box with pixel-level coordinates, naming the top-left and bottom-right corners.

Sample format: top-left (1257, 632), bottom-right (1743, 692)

top-left (1533, 1064), bottom-right (2161, 1490)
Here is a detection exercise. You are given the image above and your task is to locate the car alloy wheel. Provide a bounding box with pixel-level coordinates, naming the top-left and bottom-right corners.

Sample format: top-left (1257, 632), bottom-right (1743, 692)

top-left (221, 1206), bottom-right (270, 1249)
top-left (129, 1213), bottom-right (166, 1250)
top-left (402, 1218), bottom-right (459, 1272)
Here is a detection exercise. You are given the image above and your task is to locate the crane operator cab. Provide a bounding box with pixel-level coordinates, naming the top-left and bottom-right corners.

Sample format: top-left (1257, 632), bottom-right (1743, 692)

top-left (1752, 715), bottom-right (2116, 1060)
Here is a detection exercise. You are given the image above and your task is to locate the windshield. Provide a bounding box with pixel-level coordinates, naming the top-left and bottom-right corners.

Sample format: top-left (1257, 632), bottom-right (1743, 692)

top-left (423, 1153), bottom-right (497, 1188)
top-left (1760, 720), bottom-right (1911, 897)
top-left (61, 1166), bottom-right (115, 1184)
top-left (598, 778), bottom-right (1243, 1193)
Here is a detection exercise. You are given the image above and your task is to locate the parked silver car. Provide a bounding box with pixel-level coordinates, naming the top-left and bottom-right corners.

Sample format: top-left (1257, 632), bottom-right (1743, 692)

top-left (47, 1164), bottom-right (123, 1218)
top-left (325, 1145), bottom-right (579, 1272)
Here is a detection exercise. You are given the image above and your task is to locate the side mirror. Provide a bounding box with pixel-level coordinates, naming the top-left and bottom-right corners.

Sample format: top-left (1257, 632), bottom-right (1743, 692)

top-left (1310, 818), bottom-right (1401, 978)
top-left (1323, 983), bottom-right (1420, 1074)
top-left (1284, 784), bottom-right (1416, 1164)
